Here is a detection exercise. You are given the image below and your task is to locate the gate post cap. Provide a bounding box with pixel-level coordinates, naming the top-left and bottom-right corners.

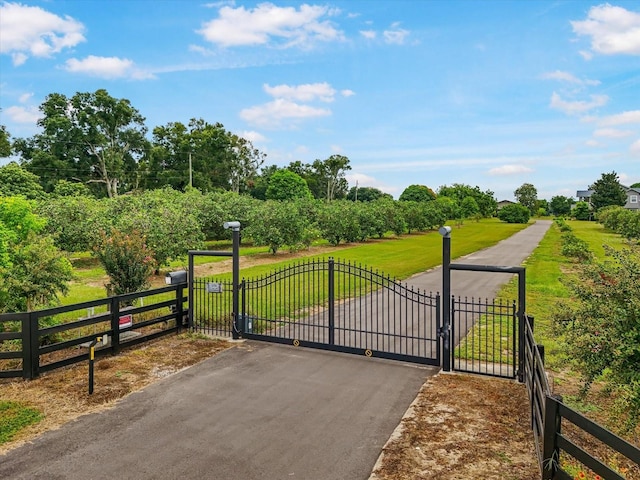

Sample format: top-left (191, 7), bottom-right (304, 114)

top-left (223, 221), bottom-right (241, 231)
top-left (439, 226), bottom-right (452, 237)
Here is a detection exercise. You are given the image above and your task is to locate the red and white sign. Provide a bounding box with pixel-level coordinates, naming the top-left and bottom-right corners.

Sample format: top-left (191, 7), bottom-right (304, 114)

top-left (119, 314), bottom-right (133, 330)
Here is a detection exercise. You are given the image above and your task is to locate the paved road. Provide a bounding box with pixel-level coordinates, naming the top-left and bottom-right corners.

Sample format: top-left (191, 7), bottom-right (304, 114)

top-left (0, 221), bottom-right (551, 480)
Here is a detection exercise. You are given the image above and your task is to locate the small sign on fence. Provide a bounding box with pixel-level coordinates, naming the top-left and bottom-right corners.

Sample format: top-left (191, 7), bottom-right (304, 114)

top-left (119, 314), bottom-right (133, 329)
top-left (206, 282), bottom-right (223, 293)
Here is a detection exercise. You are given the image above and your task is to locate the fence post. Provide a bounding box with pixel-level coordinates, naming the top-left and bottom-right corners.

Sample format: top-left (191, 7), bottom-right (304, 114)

top-left (440, 226), bottom-right (452, 372)
top-left (110, 296), bottom-right (120, 355)
top-left (542, 395), bottom-right (561, 480)
top-left (328, 258), bottom-right (335, 345)
top-left (21, 313), bottom-right (33, 380)
top-left (176, 285), bottom-right (184, 333)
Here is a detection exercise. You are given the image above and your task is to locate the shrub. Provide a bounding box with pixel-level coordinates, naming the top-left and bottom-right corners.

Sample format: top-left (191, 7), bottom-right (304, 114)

top-left (497, 204), bottom-right (530, 224)
top-left (93, 229), bottom-right (155, 297)
top-left (560, 232), bottom-right (593, 262)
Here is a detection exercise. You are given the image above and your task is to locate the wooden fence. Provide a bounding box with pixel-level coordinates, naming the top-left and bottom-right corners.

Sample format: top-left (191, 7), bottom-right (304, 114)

top-left (523, 317), bottom-right (639, 479)
top-left (0, 284), bottom-right (187, 380)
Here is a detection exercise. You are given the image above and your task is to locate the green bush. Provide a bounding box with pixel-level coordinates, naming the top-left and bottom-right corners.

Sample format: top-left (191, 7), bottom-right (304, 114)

top-left (560, 232), bottom-right (593, 262)
top-left (497, 204), bottom-right (530, 224)
top-left (93, 229), bottom-right (155, 297)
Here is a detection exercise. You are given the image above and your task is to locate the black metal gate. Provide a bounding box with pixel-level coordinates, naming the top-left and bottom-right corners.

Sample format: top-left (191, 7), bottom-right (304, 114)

top-left (239, 258), bottom-right (441, 366)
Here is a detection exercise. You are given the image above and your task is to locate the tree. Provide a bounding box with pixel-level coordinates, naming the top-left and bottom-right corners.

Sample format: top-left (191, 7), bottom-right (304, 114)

top-left (514, 183), bottom-right (538, 215)
top-left (631, 182), bottom-right (640, 189)
top-left (52, 179), bottom-right (92, 197)
top-left (552, 245), bottom-right (640, 431)
top-left (266, 170), bottom-right (313, 201)
top-left (573, 201), bottom-right (591, 221)
top-left (590, 171), bottom-right (626, 211)
top-left (0, 162), bottom-right (45, 200)
top-left (246, 201), bottom-right (308, 254)
top-left (0, 197), bottom-right (72, 312)
top-left (147, 119), bottom-right (265, 193)
top-left (311, 155), bottom-right (351, 201)
top-left (438, 184), bottom-right (497, 217)
top-left (549, 195), bottom-right (574, 216)
top-left (460, 196), bottom-right (480, 219)
top-left (399, 184), bottom-right (436, 203)
top-left (346, 186), bottom-right (389, 202)
top-left (0, 123), bottom-right (11, 157)
top-left (497, 204), bottom-right (530, 223)
top-left (16, 90), bottom-right (149, 197)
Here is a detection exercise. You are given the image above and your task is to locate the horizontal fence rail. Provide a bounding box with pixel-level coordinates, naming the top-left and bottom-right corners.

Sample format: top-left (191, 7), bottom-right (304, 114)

top-left (0, 284), bottom-right (187, 380)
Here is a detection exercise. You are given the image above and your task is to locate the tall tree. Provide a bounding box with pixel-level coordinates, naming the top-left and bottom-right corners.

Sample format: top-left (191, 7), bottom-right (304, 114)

top-left (265, 170), bottom-right (312, 201)
top-left (15, 90), bottom-right (149, 197)
top-left (399, 184), bottom-right (436, 203)
top-left (514, 183), bottom-right (538, 215)
top-left (228, 134), bottom-right (265, 194)
top-left (590, 171), bottom-right (626, 211)
top-left (549, 195), bottom-right (574, 216)
top-left (311, 155), bottom-right (351, 201)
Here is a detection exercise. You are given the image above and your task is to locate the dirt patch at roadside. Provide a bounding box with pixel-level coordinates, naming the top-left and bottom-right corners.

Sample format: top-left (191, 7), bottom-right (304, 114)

top-left (371, 372), bottom-right (540, 480)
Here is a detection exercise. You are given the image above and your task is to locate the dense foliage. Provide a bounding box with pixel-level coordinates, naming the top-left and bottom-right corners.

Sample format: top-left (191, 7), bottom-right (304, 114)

top-left (553, 244), bottom-right (640, 431)
top-left (513, 183), bottom-right (538, 215)
top-left (0, 197), bottom-right (72, 312)
top-left (597, 205), bottom-right (640, 240)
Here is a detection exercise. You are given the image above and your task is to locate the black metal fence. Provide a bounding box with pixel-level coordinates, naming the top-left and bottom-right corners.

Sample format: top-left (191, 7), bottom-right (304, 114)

top-left (0, 284), bottom-right (187, 380)
top-left (233, 258), bottom-right (441, 365)
top-left (451, 296), bottom-right (517, 379)
top-left (190, 276), bottom-right (234, 337)
top-left (523, 316), bottom-right (640, 479)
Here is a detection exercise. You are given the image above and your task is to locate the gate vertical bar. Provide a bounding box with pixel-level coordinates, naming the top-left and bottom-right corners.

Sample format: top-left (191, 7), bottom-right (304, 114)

top-left (440, 226), bottom-right (452, 372)
top-left (328, 258), bottom-right (335, 345)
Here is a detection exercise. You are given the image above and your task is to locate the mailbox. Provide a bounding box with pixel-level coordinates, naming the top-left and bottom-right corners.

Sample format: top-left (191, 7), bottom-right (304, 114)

top-left (165, 270), bottom-right (188, 285)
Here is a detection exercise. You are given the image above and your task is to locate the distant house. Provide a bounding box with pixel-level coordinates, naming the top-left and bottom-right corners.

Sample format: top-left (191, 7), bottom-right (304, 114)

top-left (497, 200), bottom-right (515, 210)
top-left (575, 186), bottom-right (640, 211)
top-left (625, 186), bottom-right (640, 211)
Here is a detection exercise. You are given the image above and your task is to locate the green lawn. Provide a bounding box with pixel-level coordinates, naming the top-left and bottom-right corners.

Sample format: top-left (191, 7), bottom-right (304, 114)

top-left (0, 401), bottom-right (42, 444)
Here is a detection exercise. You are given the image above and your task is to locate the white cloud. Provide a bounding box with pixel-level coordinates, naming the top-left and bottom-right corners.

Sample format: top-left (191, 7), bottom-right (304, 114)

top-left (5, 105), bottom-right (40, 124)
top-left (345, 172), bottom-right (397, 194)
top-left (540, 70), bottom-right (600, 86)
top-left (18, 92), bottom-right (33, 103)
top-left (549, 92), bottom-right (609, 115)
top-left (264, 82), bottom-right (336, 102)
top-left (571, 4), bottom-right (640, 56)
top-left (239, 98), bottom-right (331, 128)
top-left (341, 89), bottom-right (355, 97)
top-left (64, 56), bottom-right (154, 80)
top-left (585, 139), bottom-right (604, 147)
top-left (488, 165), bottom-right (534, 176)
top-left (630, 139), bottom-right (640, 156)
top-left (197, 3), bottom-right (344, 48)
top-left (0, 2), bottom-right (85, 65)
top-left (598, 110), bottom-right (640, 126)
top-left (360, 30), bottom-right (376, 40)
top-left (593, 128), bottom-right (634, 138)
top-left (579, 50), bottom-right (594, 61)
top-left (383, 23), bottom-right (410, 45)
top-left (240, 130), bottom-right (267, 143)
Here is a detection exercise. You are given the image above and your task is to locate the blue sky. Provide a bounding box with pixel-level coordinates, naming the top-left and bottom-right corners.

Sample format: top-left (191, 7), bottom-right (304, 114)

top-left (1, 0), bottom-right (639, 201)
